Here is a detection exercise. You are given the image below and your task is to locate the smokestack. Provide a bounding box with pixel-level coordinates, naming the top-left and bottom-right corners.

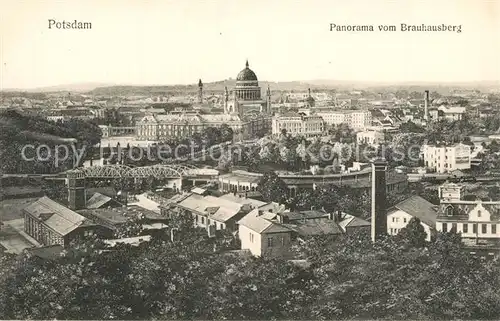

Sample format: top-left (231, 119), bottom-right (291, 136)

top-left (424, 90), bottom-right (430, 122)
top-left (198, 79), bottom-right (203, 104)
top-left (371, 158), bottom-right (387, 242)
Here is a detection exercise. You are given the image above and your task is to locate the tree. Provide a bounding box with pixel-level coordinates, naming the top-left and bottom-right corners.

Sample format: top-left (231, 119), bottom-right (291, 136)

top-left (399, 120), bottom-right (425, 133)
top-left (396, 217), bottom-right (428, 247)
top-left (217, 150), bottom-right (233, 172)
top-left (219, 124), bottom-right (234, 142)
top-left (489, 140), bottom-right (500, 153)
top-left (202, 127), bottom-right (222, 146)
top-left (257, 171), bottom-right (289, 204)
top-left (113, 218), bottom-right (144, 238)
top-left (41, 180), bottom-right (68, 204)
top-left (487, 185), bottom-right (500, 200)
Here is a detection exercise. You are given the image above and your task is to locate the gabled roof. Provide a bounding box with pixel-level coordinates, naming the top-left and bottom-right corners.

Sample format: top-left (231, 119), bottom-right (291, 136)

top-left (285, 210), bottom-right (327, 221)
top-left (388, 195), bottom-right (437, 227)
top-left (437, 200), bottom-right (500, 221)
top-left (238, 209), bottom-right (345, 236)
top-left (78, 205), bottom-right (164, 225)
top-left (131, 193), bottom-right (162, 213)
top-left (191, 187), bottom-right (208, 195)
top-left (24, 197), bottom-right (90, 236)
top-left (238, 209), bottom-right (289, 234)
top-left (218, 193), bottom-right (267, 208)
top-left (27, 245), bottom-right (64, 260)
top-left (104, 235), bottom-right (152, 247)
top-left (283, 219), bottom-right (343, 236)
top-left (165, 192), bottom-right (192, 205)
top-left (177, 194), bottom-right (249, 223)
top-left (87, 187), bottom-right (117, 198)
top-left (338, 213), bottom-right (371, 230)
top-left (438, 106), bottom-right (466, 114)
top-left (86, 192), bottom-right (113, 209)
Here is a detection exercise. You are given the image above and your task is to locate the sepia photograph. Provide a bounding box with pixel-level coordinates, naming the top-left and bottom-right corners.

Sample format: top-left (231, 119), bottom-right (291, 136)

top-left (0, 0), bottom-right (499, 319)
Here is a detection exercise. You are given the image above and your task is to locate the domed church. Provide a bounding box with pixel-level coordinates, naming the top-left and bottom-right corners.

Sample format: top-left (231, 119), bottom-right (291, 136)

top-left (137, 60), bottom-right (272, 141)
top-left (224, 60), bottom-right (271, 116)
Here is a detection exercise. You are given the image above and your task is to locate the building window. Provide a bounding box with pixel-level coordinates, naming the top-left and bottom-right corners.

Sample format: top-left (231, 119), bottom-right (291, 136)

top-left (473, 224), bottom-right (478, 234)
top-left (477, 210), bottom-right (482, 217)
top-left (201, 217), bottom-right (205, 224)
top-left (446, 206), bottom-right (454, 216)
top-left (267, 237), bottom-right (274, 247)
top-left (482, 224), bottom-right (487, 234)
top-left (493, 225), bottom-right (497, 234)
top-left (403, 218), bottom-right (407, 223)
top-left (463, 223), bottom-right (468, 233)
top-left (249, 233), bottom-right (254, 243)
top-left (442, 223), bottom-right (447, 232)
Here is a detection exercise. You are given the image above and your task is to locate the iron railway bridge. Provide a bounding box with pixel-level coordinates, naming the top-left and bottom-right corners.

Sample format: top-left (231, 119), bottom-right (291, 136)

top-left (68, 164), bottom-right (219, 179)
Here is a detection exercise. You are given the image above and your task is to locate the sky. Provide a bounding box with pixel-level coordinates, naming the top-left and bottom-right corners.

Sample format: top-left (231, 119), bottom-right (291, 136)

top-left (0, 0), bottom-right (499, 89)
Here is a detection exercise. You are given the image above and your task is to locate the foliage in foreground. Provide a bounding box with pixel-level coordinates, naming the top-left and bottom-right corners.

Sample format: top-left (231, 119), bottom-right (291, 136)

top-left (0, 223), bottom-right (499, 320)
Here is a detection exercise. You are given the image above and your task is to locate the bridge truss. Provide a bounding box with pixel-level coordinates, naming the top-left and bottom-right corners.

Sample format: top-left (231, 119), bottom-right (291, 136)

top-left (71, 164), bottom-right (216, 179)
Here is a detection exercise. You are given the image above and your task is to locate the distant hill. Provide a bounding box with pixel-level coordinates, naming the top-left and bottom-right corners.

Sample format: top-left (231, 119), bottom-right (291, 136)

top-left (88, 80), bottom-right (340, 96)
top-left (0, 110), bottom-right (102, 174)
top-left (4, 80), bottom-right (499, 96)
top-left (2, 82), bottom-right (114, 93)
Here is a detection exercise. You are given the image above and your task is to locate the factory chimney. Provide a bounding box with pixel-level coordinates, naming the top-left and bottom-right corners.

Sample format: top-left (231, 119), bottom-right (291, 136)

top-left (198, 79), bottom-right (203, 104)
top-left (371, 158), bottom-right (387, 242)
top-left (424, 90), bottom-right (430, 122)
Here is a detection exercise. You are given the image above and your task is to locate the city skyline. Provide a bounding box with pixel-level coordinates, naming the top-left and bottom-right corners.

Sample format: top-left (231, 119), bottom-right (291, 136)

top-left (1, 0), bottom-right (499, 90)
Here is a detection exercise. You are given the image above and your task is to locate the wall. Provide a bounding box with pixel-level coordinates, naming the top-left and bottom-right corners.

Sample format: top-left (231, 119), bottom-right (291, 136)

top-left (260, 231), bottom-right (292, 258)
top-left (387, 209), bottom-right (433, 241)
top-left (437, 202), bottom-right (500, 239)
top-left (239, 225), bottom-right (263, 256)
top-left (436, 221), bottom-right (500, 239)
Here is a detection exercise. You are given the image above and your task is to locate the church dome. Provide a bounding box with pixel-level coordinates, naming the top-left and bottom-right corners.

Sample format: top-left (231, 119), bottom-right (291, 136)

top-left (236, 60), bottom-right (258, 81)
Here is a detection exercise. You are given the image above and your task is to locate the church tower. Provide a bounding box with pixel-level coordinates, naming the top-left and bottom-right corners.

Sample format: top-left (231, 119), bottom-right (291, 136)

top-left (305, 88), bottom-right (315, 108)
top-left (224, 86), bottom-right (229, 114)
top-left (198, 79), bottom-right (203, 104)
top-left (230, 90), bottom-right (243, 117)
top-left (266, 85), bottom-right (272, 114)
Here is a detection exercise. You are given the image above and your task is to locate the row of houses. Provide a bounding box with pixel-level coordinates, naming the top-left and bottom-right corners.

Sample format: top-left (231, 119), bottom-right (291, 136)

top-left (387, 182), bottom-right (500, 256)
top-left (18, 172), bottom-right (500, 259)
top-left (175, 181), bottom-right (500, 257)
top-left (159, 188), bottom-right (370, 258)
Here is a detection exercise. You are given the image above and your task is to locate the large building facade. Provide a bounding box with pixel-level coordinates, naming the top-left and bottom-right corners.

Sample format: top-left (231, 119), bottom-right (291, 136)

top-left (298, 108), bottom-right (372, 130)
top-left (271, 113), bottom-right (325, 137)
top-left (23, 197), bottom-right (100, 247)
top-left (423, 143), bottom-right (471, 174)
top-left (136, 61), bottom-right (272, 141)
top-left (436, 183), bottom-right (500, 256)
top-left (315, 110), bottom-right (372, 130)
